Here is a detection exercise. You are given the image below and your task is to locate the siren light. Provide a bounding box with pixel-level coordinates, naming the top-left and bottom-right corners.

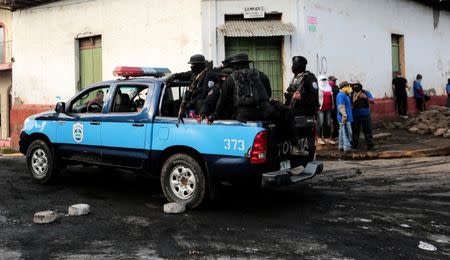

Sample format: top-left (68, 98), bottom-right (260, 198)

top-left (113, 66), bottom-right (171, 78)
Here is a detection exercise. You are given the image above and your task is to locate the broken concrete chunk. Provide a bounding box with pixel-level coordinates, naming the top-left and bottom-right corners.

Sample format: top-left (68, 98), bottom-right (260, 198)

top-left (418, 241), bottom-right (437, 251)
top-left (434, 128), bottom-right (447, 137)
top-left (163, 202), bottom-right (186, 214)
top-left (373, 133), bottom-right (392, 140)
top-left (68, 204), bottom-right (90, 216)
top-left (33, 210), bottom-right (57, 224)
top-left (408, 127), bottom-right (419, 134)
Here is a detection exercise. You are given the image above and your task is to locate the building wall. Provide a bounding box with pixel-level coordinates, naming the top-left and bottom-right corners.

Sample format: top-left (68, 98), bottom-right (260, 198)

top-left (12, 0), bottom-right (202, 105)
top-left (299, 0), bottom-right (450, 98)
top-left (0, 9), bottom-right (13, 140)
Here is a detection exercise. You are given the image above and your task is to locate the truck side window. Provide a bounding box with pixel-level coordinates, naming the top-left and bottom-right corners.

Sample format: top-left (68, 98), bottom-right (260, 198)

top-left (159, 85), bottom-right (187, 117)
top-left (70, 86), bottom-right (110, 113)
top-left (111, 84), bottom-right (150, 113)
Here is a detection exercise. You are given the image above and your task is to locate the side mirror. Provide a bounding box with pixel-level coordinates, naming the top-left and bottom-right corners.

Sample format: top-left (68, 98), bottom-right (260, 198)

top-left (55, 102), bottom-right (66, 113)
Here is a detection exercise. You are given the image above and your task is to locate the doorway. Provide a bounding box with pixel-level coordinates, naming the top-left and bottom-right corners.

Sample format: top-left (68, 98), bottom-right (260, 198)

top-left (78, 36), bottom-right (102, 90)
top-left (225, 37), bottom-right (283, 101)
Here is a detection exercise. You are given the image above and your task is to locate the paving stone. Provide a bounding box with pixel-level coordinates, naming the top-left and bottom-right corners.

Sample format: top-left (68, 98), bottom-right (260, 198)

top-left (33, 210), bottom-right (57, 224)
top-left (68, 204), bottom-right (90, 216)
top-left (163, 202), bottom-right (186, 214)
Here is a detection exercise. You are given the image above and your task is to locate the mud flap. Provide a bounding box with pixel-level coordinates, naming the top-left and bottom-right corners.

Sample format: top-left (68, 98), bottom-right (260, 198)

top-left (262, 161), bottom-right (323, 186)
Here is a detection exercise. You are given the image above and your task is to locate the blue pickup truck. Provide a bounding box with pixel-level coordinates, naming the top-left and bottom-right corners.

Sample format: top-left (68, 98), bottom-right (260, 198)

top-left (19, 67), bottom-right (323, 208)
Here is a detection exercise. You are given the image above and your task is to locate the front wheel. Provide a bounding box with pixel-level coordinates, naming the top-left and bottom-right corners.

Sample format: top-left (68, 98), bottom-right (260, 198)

top-left (160, 153), bottom-right (207, 209)
top-left (26, 140), bottom-right (58, 184)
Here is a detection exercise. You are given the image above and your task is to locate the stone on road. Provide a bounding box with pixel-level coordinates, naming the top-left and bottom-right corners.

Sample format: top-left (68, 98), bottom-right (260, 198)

top-left (163, 202), bottom-right (186, 214)
top-left (33, 210), bottom-right (57, 224)
top-left (68, 204), bottom-right (90, 216)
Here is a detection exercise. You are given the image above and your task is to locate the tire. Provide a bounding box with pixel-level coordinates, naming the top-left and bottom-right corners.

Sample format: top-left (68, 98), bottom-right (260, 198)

top-left (160, 153), bottom-right (207, 209)
top-left (26, 140), bottom-right (57, 184)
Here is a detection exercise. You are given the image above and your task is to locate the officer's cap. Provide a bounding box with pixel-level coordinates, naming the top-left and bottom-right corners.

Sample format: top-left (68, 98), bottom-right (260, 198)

top-left (292, 56), bottom-right (308, 65)
top-left (188, 54), bottom-right (206, 64)
top-left (222, 56), bottom-right (233, 66)
top-left (230, 53), bottom-right (253, 64)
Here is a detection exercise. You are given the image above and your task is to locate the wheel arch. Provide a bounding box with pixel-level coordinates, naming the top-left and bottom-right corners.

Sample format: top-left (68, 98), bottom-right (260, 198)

top-left (24, 133), bottom-right (53, 156)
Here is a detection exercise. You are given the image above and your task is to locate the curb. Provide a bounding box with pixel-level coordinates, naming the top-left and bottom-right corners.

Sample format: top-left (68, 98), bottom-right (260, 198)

top-left (316, 145), bottom-right (450, 160)
top-left (0, 153), bottom-right (24, 158)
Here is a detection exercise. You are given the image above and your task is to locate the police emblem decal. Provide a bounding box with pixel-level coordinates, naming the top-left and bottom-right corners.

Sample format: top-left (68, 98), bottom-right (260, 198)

top-left (72, 123), bottom-right (84, 143)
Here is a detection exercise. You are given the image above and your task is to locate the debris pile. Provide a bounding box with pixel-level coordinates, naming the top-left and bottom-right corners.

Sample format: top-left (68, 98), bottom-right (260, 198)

top-left (386, 106), bottom-right (450, 138)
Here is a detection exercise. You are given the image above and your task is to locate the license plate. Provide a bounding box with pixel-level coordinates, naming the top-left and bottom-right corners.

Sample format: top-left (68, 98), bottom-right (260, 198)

top-left (280, 160), bottom-right (291, 171)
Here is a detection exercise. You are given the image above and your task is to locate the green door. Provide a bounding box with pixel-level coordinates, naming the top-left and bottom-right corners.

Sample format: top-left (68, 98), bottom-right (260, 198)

top-left (225, 37), bottom-right (283, 101)
top-left (391, 35), bottom-right (400, 78)
top-left (79, 36), bottom-right (102, 90)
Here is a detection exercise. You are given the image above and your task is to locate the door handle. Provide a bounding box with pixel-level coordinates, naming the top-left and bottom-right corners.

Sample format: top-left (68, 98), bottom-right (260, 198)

top-left (90, 120), bottom-right (101, 125)
top-left (132, 123), bottom-right (145, 127)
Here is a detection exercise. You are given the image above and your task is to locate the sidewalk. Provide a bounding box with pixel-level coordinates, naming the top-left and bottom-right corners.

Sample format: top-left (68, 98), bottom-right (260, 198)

top-left (316, 128), bottom-right (450, 160)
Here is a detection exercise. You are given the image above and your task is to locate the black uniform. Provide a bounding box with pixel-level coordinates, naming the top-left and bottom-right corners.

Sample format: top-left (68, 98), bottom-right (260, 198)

top-left (219, 68), bottom-right (273, 122)
top-left (285, 71), bottom-right (319, 116)
top-left (169, 69), bottom-right (215, 113)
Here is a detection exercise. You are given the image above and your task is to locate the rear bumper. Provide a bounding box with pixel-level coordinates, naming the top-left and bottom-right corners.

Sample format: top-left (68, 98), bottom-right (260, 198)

top-left (262, 161), bottom-right (323, 185)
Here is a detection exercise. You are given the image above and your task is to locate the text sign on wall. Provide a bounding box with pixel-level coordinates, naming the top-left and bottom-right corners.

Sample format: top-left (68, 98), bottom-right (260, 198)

top-left (308, 16), bottom-right (318, 32)
top-left (244, 7), bottom-right (265, 19)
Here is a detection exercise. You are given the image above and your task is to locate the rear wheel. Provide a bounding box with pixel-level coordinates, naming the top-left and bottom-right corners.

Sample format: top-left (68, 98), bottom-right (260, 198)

top-left (26, 140), bottom-right (58, 184)
top-left (160, 153), bottom-right (207, 209)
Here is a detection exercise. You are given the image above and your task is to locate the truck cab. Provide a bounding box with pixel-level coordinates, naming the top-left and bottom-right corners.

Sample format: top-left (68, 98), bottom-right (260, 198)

top-left (19, 66), bottom-right (323, 208)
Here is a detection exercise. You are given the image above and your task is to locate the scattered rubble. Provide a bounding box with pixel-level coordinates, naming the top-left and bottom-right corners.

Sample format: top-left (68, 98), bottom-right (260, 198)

top-left (68, 204), bottom-right (90, 216)
top-left (393, 106), bottom-right (450, 137)
top-left (163, 202), bottom-right (186, 214)
top-left (418, 241), bottom-right (437, 251)
top-left (33, 210), bottom-right (57, 224)
top-left (373, 133), bottom-right (392, 140)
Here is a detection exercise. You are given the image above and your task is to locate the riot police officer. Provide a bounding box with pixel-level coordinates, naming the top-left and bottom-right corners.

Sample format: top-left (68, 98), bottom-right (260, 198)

top-left (219, 53), bottom-right (272, 121)
top-left (199, 68), bottom-right (234, 124)
top-left (166, 54), bottom-right (214, 117)
top-left (285, 56), bottom-right (319, 116)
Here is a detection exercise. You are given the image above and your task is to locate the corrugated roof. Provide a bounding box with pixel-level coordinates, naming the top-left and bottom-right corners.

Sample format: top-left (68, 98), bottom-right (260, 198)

top-left (218, 20), bottom-right (296, 37)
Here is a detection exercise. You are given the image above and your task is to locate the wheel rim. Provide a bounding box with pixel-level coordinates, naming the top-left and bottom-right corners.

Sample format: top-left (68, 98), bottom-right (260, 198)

top-left (169, 165), bottom-right (196, 200)
top-left (31, 148), bottom-right (48, 178)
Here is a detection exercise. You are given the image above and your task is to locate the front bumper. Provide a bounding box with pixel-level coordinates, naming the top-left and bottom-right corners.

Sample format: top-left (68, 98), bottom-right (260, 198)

top-left (262, 161), bottom-right (323, 185)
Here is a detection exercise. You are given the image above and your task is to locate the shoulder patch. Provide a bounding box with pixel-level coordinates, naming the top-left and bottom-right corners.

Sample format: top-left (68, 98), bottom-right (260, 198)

top-left (312, 82), bottom-right (318, 90)
top-left (208, 81), bottom-right (215, 88)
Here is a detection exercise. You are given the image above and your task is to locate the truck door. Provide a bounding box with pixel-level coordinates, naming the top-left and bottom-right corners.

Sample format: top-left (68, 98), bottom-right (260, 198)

top-left (100, 83), bottom-right (152, 168)
top-left (55, 85), bottom-right (110, 162)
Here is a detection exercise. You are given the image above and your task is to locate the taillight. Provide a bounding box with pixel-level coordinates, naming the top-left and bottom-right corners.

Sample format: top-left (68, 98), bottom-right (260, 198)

top-left (250, 130), bottom-right (268, 164)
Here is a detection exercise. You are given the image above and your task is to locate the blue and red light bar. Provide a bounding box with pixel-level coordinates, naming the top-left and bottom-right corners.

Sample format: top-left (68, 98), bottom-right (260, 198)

top-left (113, 66), bottom-right (171, 78)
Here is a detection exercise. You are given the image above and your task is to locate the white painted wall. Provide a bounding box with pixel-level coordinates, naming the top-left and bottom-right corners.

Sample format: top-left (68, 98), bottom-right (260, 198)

top-left (202, 0), bottom-right (450, 98)
top-left (12, 0), bottom-right (202, 104)
top-left (298, 0), bottom-right (450, 97)
top-left (11, 0), bottom-right (450, 104)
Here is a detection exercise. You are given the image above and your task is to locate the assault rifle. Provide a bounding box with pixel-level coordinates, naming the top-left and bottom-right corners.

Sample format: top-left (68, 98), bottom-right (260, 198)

top-left (288, 73), bottom-right (306, 110)
top-left (176, 68), bottom-right (208, 126)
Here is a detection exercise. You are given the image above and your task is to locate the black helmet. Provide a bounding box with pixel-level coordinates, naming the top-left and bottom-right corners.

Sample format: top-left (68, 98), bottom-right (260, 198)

top-left (230, 53), bottom-right (253, 64)
top-left (219, 68), bottom-right (234, 76)
top-left (222, 56), bottom-right (233, 67)
top-left (188, 54), bottom-right (206, 64)
top-left (292, 56), bottom-right (308, 65)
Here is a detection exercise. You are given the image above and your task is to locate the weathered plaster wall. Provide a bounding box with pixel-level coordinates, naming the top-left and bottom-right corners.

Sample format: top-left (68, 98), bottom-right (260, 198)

top-left (12, 0), bottom-right (202, 104)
